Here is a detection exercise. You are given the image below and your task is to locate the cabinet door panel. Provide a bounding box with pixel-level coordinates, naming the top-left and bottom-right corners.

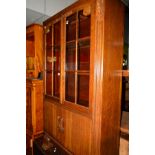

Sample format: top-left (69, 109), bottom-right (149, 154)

top-left (44, 101), bottom-right (65, 144)
top-left (44, 101), bottom-right (57, 136)
top-left (44, 101), bottom-right (92, 154)
top-left (71, 112), bottom-right (92, 155)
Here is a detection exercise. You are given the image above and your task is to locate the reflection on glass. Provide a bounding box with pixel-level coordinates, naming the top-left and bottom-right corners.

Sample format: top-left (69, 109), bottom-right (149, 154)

top-left (46, 47), bottom-right (52, 71)
top-left (66, 43), bottom-right (76, 71)
top-left (46, 26), bottom-right (52, 45)
top-left (66, 13), bottom-right (76, 41)
top-left (54, 22), bottom-right (61, 46)
top-left (53, 72), bottom-right (60, 98)
top-left (77, 74), bottom-right (89, 107)
top-left (46, 72), bottom-right (52, 95)
top-left (54, 47), bottom-right (60, 71)
top-left (78, 10), bottom-right (90, 38)
top-left (65, 10), bottom-right (91, 107)
top-left (78, 40), bottom-right (90, 70)
top-left (65, 73), bottom-right (75, 102)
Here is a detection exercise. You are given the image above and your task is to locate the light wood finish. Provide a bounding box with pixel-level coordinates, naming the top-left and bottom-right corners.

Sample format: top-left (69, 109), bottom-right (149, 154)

top-left (43, 0), bottom-right (125, 154)
top-left (100, 0), bottom-right (125, 154)
top-left (26, 24), bottom-right (43, 78)
top-left (26, 79), bottom-right (43, 150)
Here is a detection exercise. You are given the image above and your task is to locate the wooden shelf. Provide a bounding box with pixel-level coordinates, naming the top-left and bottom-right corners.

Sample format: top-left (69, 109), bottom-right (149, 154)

top-left (65, 70), bottom-right (90, 74)
top-left (78, 36), bottom-right (90, 42)
top-left (66, 40), bottom-right (76, 44)
top-left (66, 37), bottom-right (90, 45)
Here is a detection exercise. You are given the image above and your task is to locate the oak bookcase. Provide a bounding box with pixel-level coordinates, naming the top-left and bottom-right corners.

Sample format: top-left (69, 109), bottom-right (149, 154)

top-left (43, 0), bottom-right (125, 154)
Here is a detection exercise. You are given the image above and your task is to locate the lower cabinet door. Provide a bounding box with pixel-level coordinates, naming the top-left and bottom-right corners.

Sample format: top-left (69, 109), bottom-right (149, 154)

top-left (44, 100), bottom-right (92, 154)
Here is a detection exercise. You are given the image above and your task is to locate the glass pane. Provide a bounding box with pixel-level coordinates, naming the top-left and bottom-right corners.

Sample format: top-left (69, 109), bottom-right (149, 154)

top-left (46, 47), bottom-right (52, 71)
top-left (66, 43), bottom-right (76, 71)
top-left (54, 21), bottom-right (61, 46)
top-left (65, 73), bottom-right (75, 102)
top-left (53, 72), bottom-right (60, 98)
top-left (66, 13), bottom-right (76, 42)
top-left (78, 40), bottom-right (90, 70)
top-left (78, 10), bottom-right (91, 38)
top-left (77, 74), bottom-right (89, 107)
top-left (46, 26), bottom-right (52, 45)
top-left (54, 47), bottom-right (60, 71)
top-left (46, 71), bottom-right (52, 95)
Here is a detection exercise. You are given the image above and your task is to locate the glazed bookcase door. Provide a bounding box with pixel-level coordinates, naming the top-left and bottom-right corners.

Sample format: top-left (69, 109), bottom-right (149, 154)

top-left (45, 21), bottom-right (61, 98)
top-left (26, 32), bottom-right (35, 78)
top-left (26, 24), bottom-right (43, 78)
top-left (65, 9), bottom-right (91, 108)
top-left (43, 0), bottom-right (125, 154)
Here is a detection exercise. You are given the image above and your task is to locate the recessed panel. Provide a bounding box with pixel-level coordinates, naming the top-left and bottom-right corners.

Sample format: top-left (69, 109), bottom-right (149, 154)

top-left (46, 26), bottom-right (52, 46)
